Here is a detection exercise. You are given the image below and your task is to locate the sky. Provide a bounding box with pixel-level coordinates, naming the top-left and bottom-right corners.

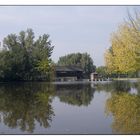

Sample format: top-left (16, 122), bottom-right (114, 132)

top-left (0, 6), bottom-right (139, 66)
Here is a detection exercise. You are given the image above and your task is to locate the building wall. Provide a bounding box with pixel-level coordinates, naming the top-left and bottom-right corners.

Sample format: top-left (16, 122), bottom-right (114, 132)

top-left (55, 70), bottom-right (83, 81)
top-left (90, 73), bottom-right (98, 81)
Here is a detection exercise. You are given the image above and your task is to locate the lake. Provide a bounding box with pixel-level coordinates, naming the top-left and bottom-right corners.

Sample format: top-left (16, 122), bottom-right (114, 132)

top-left (0, 80), bottom-right (140, 134)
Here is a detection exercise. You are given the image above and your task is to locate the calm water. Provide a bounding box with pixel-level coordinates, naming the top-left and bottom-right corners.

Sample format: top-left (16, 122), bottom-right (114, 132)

top-left (0, 80), bottom-right (140, 134)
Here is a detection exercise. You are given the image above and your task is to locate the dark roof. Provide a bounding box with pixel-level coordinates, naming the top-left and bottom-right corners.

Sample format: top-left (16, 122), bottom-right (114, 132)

top-left (55, 66), bottom-right (83, 72)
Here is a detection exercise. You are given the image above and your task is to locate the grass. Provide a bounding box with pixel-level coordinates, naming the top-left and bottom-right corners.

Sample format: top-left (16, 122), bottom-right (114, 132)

top-left (113, 78), bottom-right (140, 81)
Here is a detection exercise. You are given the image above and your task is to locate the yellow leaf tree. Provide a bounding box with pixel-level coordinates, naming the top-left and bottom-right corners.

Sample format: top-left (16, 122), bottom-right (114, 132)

top-left (105, 12), bottom-right (140, 74)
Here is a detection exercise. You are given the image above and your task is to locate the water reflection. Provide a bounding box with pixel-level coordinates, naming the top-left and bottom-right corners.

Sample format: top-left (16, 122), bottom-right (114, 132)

top-left (0, 83), bottom-right (55, 133)
top-left (0, 82), bottom-right (95, 133)
top-left (95, 80), bottom-right (131, 93)
top-left (0, 81), bottom-right (140, 134)
top-left (105, 80), bottom-right (140, 134)
top-left (55, 84), bottom-right (95, 106)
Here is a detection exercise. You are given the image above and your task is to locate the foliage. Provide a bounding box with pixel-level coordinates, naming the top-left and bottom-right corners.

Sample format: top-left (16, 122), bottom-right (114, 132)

top-left (96, 66), bottom-right (109, 78)
top-left (0, 29), bottom-right (54, 81)
top-left (105, 12), bottom-right (140, 75)
top-left (57, 52), bottom-right (95, 78)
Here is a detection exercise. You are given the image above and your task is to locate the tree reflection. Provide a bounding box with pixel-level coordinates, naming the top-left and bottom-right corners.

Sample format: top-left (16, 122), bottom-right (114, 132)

top-left (106, 92), bottom-right (140, 134)
top-left (55, 84), bottom-right (95, 106)
top-left (95, 80), bottom-right (131, 93)
top-left (0, 83), bottom-right (55, 133)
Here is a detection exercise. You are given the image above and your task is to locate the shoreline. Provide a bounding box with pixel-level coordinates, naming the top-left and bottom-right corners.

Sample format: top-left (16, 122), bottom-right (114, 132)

top-left (0, 78), bottom-right (139, 84)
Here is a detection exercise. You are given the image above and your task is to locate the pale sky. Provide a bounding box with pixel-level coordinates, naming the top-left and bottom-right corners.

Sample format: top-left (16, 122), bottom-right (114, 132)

top-left (0, 6), bottom-right (139, 66)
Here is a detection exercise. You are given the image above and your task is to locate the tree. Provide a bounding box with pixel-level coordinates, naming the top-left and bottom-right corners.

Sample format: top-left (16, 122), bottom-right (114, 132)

top-left (0, 29), bottom-right (54, 81)
top-left (105, 11), bottom-right (140, 75)
top-left (57, 52), bottom-right (96, 78)
top-left (96, 66), bottom-right (108, 78)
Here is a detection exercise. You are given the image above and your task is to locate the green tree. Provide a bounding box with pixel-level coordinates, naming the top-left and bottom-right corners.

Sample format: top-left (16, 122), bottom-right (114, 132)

top-left (96, 66), bottom-right (108, 78)
top-left (57, 52), bottom-right (95, 78)
top-left (0, 29), bottom-right (54, 81)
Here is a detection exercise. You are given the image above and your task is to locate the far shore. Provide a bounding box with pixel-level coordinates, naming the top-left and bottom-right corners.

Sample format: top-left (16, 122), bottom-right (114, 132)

top-left (0, 78), bottom-right (140, 84)
top-left (113, 78), bottom-right (140, 81)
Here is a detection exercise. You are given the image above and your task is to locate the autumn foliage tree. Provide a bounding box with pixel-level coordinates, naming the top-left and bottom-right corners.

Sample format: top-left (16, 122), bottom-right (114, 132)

top-left (105, 11), bottom-right (140, 75)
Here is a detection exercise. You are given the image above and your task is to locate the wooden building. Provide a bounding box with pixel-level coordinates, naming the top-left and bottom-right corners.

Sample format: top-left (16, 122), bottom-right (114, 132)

top-left (55, 66), bottom-right (83, 81)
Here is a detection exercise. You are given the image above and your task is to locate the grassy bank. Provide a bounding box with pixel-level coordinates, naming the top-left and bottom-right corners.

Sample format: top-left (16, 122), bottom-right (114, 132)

top-left (113, 78), bottom-right (140, 81)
